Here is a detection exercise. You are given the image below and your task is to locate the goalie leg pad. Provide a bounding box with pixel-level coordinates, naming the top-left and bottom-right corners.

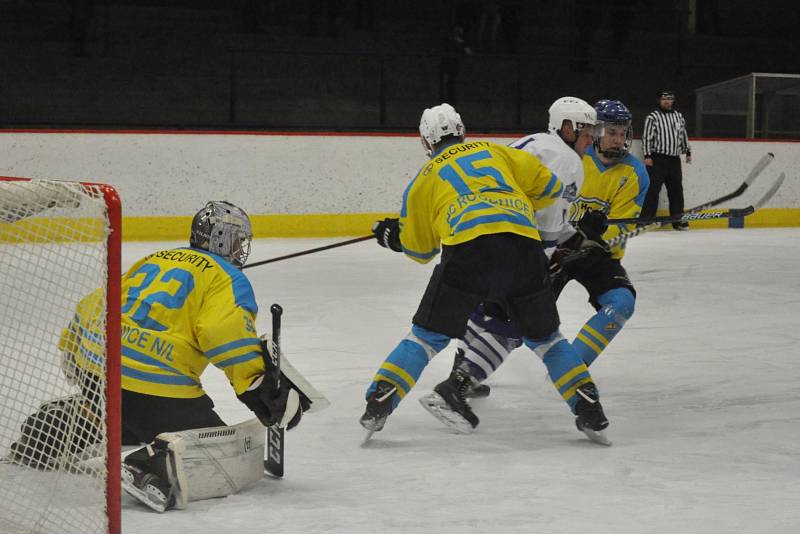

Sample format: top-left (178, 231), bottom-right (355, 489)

top-left (154, 418), bottom-right (266, 509)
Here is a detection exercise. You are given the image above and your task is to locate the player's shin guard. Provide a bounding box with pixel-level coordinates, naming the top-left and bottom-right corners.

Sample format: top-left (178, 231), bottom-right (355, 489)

top-left (366, 325), bottom-right (451, 408)
top-left (573, 288), bottom-right (635, 366)
top-left (524, 331), bottom-right (595, 413)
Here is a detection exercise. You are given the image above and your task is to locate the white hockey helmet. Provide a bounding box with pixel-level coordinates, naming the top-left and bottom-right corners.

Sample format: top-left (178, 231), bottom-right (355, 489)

top-left (419, 103), bottom-right (465, 157)
top-left (547, 96), bottom-right (597, 135)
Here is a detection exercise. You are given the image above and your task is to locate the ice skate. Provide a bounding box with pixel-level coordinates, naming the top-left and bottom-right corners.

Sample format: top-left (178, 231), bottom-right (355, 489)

top-left (419, 370), bottom-right (479, 434)
top-left (452, 348), bottom-right (491, 398)
top-left (122, 462), bottom-right (175, 513)
top-left (574, 383), bottom-right (611, 446)
top-left (360, 381), bottom-right (396, 443)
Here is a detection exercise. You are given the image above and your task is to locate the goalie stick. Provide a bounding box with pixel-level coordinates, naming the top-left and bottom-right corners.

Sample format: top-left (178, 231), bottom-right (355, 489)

top-left (264, 304), bottom-right (285, 478)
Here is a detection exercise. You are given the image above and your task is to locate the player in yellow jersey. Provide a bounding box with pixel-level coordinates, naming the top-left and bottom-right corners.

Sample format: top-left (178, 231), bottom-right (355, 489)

top-left (418, 100), bottom-right (649, 438)
top-left (361, 103), bottom-right (610, 443)
top-left (116, 201), bottom-right (304, 443)
top-left (553, 99), bottom-right (649, 367)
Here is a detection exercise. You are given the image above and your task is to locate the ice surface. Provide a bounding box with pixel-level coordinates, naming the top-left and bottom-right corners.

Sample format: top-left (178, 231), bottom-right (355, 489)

top-left (122, 228), bottom-right (800, 534)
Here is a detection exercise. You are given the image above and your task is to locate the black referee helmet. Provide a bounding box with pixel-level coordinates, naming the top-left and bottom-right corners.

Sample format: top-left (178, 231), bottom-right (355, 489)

top-left (659, 89), bottom-right (676, 100)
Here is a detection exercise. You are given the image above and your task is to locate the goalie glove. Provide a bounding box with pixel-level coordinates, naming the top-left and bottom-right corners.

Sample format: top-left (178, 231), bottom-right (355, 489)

top-left (372, 217), bottom-right (402, 252)
top-left (238, 338), bottom-right (310, 431)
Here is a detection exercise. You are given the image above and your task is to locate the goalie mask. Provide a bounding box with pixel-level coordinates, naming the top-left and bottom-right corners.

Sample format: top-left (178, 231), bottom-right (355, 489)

top-left (419, 103), bottom-right (465, 157)
top-left (190, 201), bottom-right (253, 268)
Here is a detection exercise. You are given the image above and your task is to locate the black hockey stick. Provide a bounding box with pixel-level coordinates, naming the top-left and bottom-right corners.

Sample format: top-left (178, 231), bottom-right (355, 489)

top-left (686, 151), bottom-right (774, 212)
top-left (606, 152), bottom-right (775, 226)
top-left (264, 303), bottom-right (285, 478)
top-left (605, 172), bottom-right (785, 248)
top-left (243, 235), bottom-right (372, 270)
top-left (609, 206), bottom-right (756, 226)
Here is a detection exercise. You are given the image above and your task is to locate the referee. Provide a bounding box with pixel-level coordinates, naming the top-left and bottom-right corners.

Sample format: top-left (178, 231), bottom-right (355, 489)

top-left (641, 90), bottom-right (692, 230)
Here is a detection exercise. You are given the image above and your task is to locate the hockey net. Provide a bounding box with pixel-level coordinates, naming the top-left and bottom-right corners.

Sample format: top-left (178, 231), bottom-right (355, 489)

top-left (0, 177), bottom-right (121, 534)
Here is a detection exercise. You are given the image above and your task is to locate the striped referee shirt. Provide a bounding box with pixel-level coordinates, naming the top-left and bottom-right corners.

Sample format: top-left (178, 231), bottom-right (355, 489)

top-left (642, 109), bottom-right (691, 158)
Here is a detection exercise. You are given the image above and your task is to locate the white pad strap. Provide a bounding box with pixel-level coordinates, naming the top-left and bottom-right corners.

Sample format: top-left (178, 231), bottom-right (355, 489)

top-left (156, 418), bottom-right (265, 508)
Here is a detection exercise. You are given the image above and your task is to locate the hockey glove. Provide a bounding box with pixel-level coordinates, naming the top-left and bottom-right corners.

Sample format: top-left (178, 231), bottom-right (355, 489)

top-left (577, 209), bottom-right (608, 242)
top-left (372, 217), bottom-right (402, 252)
top-left (548, 229), bottom-right (611, 279)
top-left (238, 375), bottom-right (306, 430)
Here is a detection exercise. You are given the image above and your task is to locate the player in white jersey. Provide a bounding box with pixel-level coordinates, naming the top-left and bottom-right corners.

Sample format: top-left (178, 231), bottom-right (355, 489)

top-left (419, 97), bottom-right (611, 438)
top-left (512, 97), bottom-right (597, 254)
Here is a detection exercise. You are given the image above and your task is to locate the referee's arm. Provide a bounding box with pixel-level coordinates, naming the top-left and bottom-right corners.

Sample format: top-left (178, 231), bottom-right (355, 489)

top-left (680, 114), bottom-right (692, 163)
top-left (642, 113), bottom-right (655, 165)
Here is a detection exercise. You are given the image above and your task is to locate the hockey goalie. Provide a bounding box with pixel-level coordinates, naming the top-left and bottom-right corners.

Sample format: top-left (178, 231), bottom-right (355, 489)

top-left (7, 200), bottom-right (328, 513)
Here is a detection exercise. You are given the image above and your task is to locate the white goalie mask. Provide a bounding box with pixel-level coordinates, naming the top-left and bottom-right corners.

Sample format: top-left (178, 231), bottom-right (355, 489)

top-left (419, 103), bottom-right (465, 157)
top-left (190, 201), bottom-right (253, 268)
top-left (548, 96), bottom-right (597, 136)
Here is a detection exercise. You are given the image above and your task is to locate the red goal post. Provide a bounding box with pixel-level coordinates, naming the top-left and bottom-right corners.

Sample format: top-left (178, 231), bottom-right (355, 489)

top-left (0, 176), bottom-right (121, 534)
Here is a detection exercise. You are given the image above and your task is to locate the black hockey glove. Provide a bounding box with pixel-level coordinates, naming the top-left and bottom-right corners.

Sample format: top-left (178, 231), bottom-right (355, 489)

top-left (548, 228), bottom-right (611, 279)
top-left (577, 209), bottom-right (608, 242)
top-left (372, 217), bottom-right (402, 252)
top-left (238, 375), bottom-right (307, 430)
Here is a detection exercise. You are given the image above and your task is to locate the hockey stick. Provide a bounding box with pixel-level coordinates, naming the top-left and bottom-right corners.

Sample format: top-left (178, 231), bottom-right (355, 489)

top-left (609, 206), bottom-right (757, 226)
top-left (605, 171), bottom-right (785, 249)
top-left (243, 235), bottom-right (372, 270)
top-left (686, 151), bottom-right (774, 212)
top-left (264, 304), bottom-right (285, 478)
top-left (606, 152), bottom-right (775, 227)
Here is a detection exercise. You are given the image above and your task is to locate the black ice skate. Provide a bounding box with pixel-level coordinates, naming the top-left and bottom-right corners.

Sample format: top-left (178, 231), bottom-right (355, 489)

top-left (122, 461), bottom-right (175, 513)
top-left (452, 348), bottom-right (491, 399)
top-left (574, 383), bottom-right (611, 446)
top-left (360, 381), bottom-right (397, 442)
top-left (419, 370), bottom-right (479, 434)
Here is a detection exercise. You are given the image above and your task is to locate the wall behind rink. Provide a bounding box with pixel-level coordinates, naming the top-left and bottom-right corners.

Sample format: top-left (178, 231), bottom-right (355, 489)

top-left (0, 131), bottom-right (797, 240)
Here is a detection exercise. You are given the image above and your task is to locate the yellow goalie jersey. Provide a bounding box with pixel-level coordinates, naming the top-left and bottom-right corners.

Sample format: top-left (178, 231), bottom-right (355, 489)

top-left (399, 140), bottom-right (562, 263)
top-left (118, 248), bottom-right (266, 398)
top-left (571, 146), bottom-right (650, 260)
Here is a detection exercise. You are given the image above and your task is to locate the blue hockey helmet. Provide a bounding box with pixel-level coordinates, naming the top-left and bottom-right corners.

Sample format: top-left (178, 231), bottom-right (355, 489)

top-left (593, 99), bottom-right (633, 160)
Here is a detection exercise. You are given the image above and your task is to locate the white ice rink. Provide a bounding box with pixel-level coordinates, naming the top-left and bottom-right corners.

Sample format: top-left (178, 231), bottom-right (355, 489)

top-left (122, 228), bottom-right (800, 534)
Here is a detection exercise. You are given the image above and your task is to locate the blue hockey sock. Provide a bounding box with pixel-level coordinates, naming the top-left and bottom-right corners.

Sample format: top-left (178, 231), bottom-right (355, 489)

top-left (573, 287), bottom-right (635, 366)
top-left (367, 325), bottom-right (450, 408)
top-left (524, 331), bottom-right (593, 412)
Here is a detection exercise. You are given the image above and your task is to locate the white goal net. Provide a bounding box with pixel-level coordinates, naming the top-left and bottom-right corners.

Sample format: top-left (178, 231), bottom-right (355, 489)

top-left (0, 177), bottom-right (121, 534)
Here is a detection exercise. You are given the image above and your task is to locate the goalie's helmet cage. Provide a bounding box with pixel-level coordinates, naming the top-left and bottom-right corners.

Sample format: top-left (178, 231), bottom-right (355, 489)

top-left (190, 200), bottom-right (253, 268)
top-left (0, 177), bottom-right (121, 534)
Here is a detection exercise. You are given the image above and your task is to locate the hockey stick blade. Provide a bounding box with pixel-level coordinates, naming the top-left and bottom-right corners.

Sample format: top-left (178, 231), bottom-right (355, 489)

top-left (688, 151), bottom-right (774, 211)
top-left (605, 172), bottom-right (785, 249)
top-left (609, 152), bottom-right (776, 226)
top-left (610, 172), bottom-right (783, 226)
top-left (751, 171), bottom-right (785, 209)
